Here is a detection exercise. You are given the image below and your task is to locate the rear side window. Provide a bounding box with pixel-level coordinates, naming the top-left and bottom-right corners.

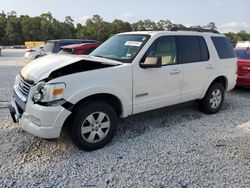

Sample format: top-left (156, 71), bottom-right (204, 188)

top-left (199, 37), bottom-right (209, 61)
top-left (177, 36), bottom-right (209, 63)
top-left (211, 37), bottom-right (236, 59)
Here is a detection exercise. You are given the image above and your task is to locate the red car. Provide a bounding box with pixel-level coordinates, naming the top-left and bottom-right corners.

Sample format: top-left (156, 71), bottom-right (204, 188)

top-left (235, 47), bottom-right (250, 87)
top-left (61, 43), bottom-right (101, 55)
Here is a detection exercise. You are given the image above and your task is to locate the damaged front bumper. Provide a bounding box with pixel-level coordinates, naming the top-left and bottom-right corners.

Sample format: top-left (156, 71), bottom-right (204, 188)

top-left (9, 91), bottom-right (71, 139)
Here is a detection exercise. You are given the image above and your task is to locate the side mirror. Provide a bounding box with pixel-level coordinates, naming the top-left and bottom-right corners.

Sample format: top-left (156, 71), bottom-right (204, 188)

top-left (140, 57), bottom-right (162, 68)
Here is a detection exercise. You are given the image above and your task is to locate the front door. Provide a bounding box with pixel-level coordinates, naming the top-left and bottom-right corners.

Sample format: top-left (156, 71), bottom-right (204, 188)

top-left (133, 36), bottom-right (182, 114)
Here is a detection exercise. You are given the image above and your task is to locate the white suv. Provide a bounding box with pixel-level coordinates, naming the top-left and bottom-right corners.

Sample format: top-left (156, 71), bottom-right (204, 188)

top-left (9, 29), bottom-right (237, 151)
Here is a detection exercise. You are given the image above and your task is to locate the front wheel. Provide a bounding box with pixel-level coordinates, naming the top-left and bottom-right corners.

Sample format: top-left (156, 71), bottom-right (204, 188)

top-left (70, 101), bottom-right (118, 151)
top-left (199, 83), bottom-right (225, 114)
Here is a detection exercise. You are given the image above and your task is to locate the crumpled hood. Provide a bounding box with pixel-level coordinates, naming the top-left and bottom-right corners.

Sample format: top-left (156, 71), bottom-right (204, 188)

top-left (21, 54), bottom-right (122, 83)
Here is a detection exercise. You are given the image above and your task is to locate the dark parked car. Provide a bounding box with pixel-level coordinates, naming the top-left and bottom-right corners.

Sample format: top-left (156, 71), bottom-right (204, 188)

top-left (43, 39), bottom-right (101, 54)
top-left (60, 43), bottom-right (101, 55)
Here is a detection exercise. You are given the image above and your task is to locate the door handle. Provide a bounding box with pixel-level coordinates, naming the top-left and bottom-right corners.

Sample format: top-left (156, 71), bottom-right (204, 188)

top-left (170, 69), bottom-right (181, 75)
top-left (206, 64), bottom-right (214, 69)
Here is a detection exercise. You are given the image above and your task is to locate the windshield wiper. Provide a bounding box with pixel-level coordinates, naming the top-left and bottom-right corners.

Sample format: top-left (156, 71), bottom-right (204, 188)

top-left (92, 55), bottom-right (106, 58)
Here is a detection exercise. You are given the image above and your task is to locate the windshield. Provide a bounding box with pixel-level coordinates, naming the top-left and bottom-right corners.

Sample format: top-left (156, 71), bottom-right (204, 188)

top-left (235, 50), bottom-right (250, 60)
top-left (90, 34), bottom-right (150, 63)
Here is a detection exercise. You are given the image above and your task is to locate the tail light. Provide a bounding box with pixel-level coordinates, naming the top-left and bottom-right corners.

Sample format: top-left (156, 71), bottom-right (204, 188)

top-left (238, 65), bottom-right (250, 76)
top-left (242, 67), bottom-right (250, 72)
top-left (25, 49), bottom-right (34, 52)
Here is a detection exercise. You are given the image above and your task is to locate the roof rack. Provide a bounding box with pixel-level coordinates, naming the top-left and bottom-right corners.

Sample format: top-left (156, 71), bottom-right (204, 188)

top-left (170, 27), bottom-right (220, 34)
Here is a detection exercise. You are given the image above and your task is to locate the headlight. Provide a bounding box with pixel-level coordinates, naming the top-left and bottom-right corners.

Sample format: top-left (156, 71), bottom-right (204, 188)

top-left (33, 83), bottom-right (65, 103)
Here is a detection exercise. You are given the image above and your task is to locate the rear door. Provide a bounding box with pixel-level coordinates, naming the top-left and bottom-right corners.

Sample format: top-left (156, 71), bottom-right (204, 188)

top-left (177, 35), bottom-right (215, 102)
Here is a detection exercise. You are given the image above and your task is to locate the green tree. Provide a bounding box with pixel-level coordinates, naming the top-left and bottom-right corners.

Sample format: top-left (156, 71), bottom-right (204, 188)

top-left (237, 32), bottom-right (250, 41)
top-left (0, 11), bottom-right (7, 45)
top-left (5, 16), bottom-right (23, 45)
top-left (20, 15), bottom-right (42, 41)
top-left (7, 11), bottom-right (16, 17)
top-left (110, 19), bottom-right (132, 35)
top-left (40, 12), bottom-right (54, 40)
top-left (132, 20), bottom-right (146, 31)
top-left (75, 23), bottom-right (85, 38)
top-left (1, 11), bottom-right (250, 45)
top-left (82, 15), bottom-right (111, 41)
top-left (63, 16), bottom-right (75, 38)
top-left (206, 22), bottom-right (217, 30)
top-left (132, 20), bottom-right (159, 31)
top-left (64, 16), bottom-right (74, 26)
top-left (190, 25), bottom-right (203, 29)
top-left (40, 12), bottom-right (53, 22)
top-left (156, 20), bottom-right (173, 30)
top-left (224, 32), bottom-right (237, 44)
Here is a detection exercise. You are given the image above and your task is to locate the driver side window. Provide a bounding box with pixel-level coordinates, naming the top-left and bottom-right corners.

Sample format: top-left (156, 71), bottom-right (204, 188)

top-left (142, 36), bottom-right (177, 65)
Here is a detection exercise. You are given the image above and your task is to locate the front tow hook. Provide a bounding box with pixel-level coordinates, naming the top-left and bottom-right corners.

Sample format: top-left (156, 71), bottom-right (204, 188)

top-left (9, 106), bottom-right (17, 123)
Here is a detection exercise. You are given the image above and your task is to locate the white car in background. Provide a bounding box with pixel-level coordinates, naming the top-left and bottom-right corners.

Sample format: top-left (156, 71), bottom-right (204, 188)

top-left (236, 41), bottom-right (250, 48)
top-left (24, 45), bottom-right (44, 60)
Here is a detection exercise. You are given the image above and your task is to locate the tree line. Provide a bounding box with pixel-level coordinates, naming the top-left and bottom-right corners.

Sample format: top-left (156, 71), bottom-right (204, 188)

top-left (0, 11), bottom-right (249, 45)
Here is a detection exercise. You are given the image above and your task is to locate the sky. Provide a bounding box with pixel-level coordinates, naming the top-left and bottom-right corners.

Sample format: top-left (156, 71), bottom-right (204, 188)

top-left (1, 0), bottom-right (250, 33)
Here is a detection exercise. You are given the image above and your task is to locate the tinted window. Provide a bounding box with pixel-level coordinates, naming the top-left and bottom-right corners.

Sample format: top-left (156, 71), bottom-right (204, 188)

top-left (43, 41), bottom-right (55, 53)
top-left (177, 36), bottom-right (204, 63)
top-left (235, 50), bottom-right (250, 60)
top-left (142, 36), bottom-right (177, 65)
top-left (211, 37), bottom-right (236, 59)
top-left (199, 37), bottom-right (209, 61)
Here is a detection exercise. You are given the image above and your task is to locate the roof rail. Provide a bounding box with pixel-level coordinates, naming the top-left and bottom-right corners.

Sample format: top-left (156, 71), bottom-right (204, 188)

top-left (170, 27), bottom-right (220, 34)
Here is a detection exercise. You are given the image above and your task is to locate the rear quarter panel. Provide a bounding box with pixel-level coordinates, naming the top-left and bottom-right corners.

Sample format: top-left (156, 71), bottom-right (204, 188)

top-left (202, 35), bottom-right (237, 96)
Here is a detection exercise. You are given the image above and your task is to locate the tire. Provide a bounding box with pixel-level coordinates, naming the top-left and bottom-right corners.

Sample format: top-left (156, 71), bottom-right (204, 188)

top-left (199, 83), bottom-right (225, 114)
top-left (34, 55), bottom-right (40, 59)
top-left (70, 100), bottom-right (118, 151)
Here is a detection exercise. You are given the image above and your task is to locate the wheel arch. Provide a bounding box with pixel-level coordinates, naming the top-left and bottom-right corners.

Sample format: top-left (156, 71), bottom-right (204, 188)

top-left (202, 76), bottom-right (228, 98)
top-left (72, 93), bottom-right (123, 116)
top-left (210, 76), bottom-right (228, 90)
top-left (62, 93), bottom-right (125, 131)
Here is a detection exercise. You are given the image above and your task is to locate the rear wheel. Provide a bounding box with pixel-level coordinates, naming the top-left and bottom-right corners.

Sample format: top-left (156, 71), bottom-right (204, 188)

top-left (70, 101), bottom-right (118, 151)
top-left (199, 83), bottom-right (225, 114)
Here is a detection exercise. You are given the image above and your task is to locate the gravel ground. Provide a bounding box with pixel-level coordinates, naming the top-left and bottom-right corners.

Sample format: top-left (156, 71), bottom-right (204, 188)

top-left (0, 50), bottom-right (250, 187)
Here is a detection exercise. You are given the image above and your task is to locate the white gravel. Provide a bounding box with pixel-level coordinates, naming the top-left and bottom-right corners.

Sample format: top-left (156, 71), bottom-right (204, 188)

top-left (0, 50), bottom-right (250, 187)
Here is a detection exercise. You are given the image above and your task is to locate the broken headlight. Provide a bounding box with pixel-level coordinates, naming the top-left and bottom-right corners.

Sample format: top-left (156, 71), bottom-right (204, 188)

top-left (33, 83), bottom-right (65, 103)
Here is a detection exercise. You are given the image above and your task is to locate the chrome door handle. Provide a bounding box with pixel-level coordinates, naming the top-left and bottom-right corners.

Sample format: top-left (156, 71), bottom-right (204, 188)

top-left (206, 64), bottom-right (214, 69)
top-left (170, 69), bottom-right (181, 75)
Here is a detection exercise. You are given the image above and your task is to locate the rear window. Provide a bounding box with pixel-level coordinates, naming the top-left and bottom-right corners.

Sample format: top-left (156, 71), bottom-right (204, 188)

top-left (235, 50), bottom-right (250, 60)
top-left (177, 36), bottom-right (209, 63)
top-left (211, 37), bottom-right (236, 59)
top-left (43, 42), bottom-right (54, 53)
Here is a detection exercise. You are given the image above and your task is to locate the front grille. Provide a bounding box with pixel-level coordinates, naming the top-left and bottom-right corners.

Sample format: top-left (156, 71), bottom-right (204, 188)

top-left (14, 75), bottom-right (33, 104)
top-left (17, 75), bottom-right (32, 98)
